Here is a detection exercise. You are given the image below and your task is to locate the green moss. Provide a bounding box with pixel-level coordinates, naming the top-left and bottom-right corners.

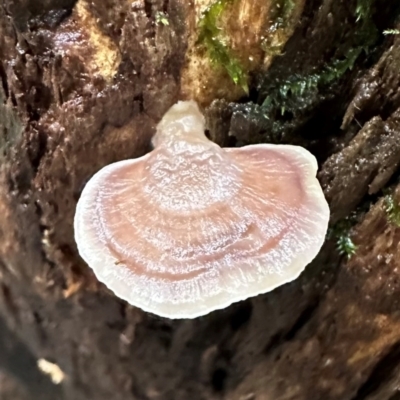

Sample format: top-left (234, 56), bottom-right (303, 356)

top-left (355, 0), bottom-right (378, 49)
top-left (263, 45), bottom-right (363, 113)
top-left (328, 214), bottom-right (358, 259)
top-left (262, 0), bottom-right (297, 56)
top-left (271, 0), bottom-right (296, 30)
top-left (197, 0), bottom-right (248, 92)
top-left (261, 0), bottom-right (378, 118)
top-left (268, 0), bottom-right (296, 31)
top-left (355, 0), bottom-right (370, 22)
top-left (384, 194), bottom-right (400, 226)
top-left (197, 0), bottom-right (301, 92)
top-left (383, 29), bottom-right (400, 35)
top-left (155, 11), bottom-right (169, 26)
top-left (336, 235), bottom-right (358, 258)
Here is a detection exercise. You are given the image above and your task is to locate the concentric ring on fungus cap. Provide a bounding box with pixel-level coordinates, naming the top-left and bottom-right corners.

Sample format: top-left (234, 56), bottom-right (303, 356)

top-left (74, 100), bottom-right (330, 319)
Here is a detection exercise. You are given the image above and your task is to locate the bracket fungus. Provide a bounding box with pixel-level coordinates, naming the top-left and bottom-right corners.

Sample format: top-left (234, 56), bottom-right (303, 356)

top-left (74, 101), bottom-right (329, 319)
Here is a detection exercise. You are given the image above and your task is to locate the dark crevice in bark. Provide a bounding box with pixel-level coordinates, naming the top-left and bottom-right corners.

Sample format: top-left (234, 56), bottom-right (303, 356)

top-left (163, 0), bottom-right (170, 14)
top-left (133, 93), bottom-right (145, 114)
top-left (351, 342), bottom-right (400, 400)
top-left (9, 0), bottom-right (77, 32)
top-left (143, 0), bottom-right (153, 20)
top-left (283, 301), bottom-right (320, 341)
top-left (105, 301), bottom-right (128, 331)
top-left (27, 129), bottom-right (48, 173)
top-left (229, 301), bottom-right (253, 331)
top-left (210, 349), bottom-right (232, 394)
top-left (9, 89), bottom-right (17, 108)
top-left (0, 62), bottom-right (9, 99)
top-left (0, 284), bottom-right (19, 318)
top-left (264, 301), bottom-right (320, 355)
top-left (211, 367), bottom-right (228, 392)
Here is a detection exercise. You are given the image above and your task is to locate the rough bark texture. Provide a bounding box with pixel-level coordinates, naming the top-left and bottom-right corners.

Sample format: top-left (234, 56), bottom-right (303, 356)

top-left (1, 0), bottom-right (400, 399)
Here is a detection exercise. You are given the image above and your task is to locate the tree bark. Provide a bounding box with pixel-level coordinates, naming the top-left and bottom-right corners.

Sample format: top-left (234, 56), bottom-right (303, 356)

top-left (1, 0), bottom-right (400, 399)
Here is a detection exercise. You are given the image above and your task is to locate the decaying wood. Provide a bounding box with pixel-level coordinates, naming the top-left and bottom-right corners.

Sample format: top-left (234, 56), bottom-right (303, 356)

top-left (1, 0), bottom-right (400, 399)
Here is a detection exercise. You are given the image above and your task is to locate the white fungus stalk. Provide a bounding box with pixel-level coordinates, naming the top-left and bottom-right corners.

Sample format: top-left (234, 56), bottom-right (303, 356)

top-left (74, 101), bottom-right (330, 319)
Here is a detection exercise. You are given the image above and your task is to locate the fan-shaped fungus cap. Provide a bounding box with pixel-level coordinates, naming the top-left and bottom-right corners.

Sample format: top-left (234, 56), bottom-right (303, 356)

top-left (74, 101), bottom-right (329, 319)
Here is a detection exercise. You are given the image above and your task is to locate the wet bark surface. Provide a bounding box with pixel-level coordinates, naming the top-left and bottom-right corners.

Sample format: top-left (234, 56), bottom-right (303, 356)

top-left (1, 0), bottom-right (400, 399)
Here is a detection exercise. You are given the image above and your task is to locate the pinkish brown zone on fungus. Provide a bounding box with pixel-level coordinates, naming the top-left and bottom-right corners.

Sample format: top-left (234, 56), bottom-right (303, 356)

top-left (74, 101), bottom-right (329, 319)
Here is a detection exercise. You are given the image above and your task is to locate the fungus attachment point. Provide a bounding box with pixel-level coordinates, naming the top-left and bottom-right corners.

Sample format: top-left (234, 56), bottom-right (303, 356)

top-left (74, 101), bottom-right (330, 319)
